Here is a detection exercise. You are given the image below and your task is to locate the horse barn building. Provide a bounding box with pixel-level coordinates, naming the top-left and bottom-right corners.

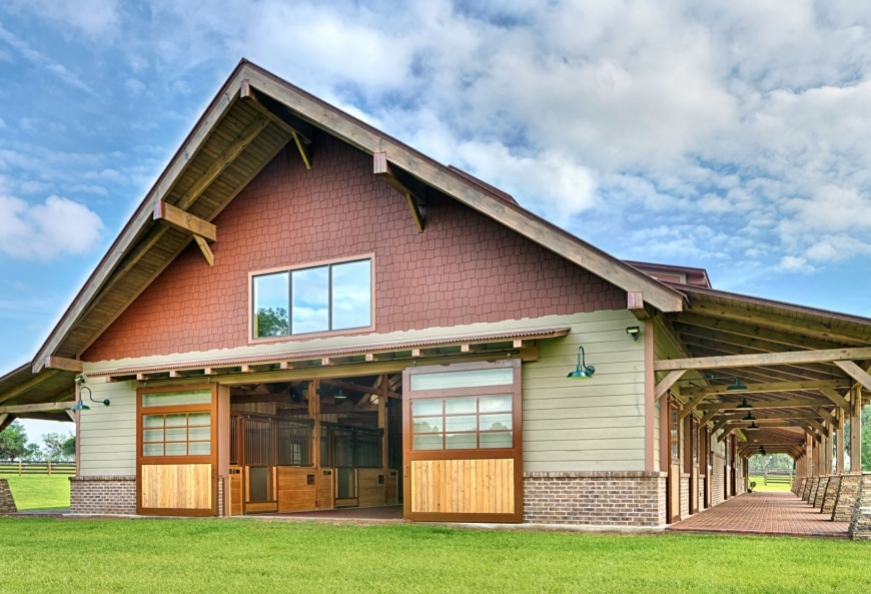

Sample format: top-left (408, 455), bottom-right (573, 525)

top-left (1, 60), bottom-right (870, 529)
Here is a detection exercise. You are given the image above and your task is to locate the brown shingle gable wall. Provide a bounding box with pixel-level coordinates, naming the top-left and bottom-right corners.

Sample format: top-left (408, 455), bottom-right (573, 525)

top-left (83, 134), bottom-right (625, 362)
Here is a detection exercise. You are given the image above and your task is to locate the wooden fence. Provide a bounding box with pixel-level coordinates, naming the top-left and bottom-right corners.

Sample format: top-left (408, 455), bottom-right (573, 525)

top-left (0, 461), bottom-right (75, 476)
top-left (749, 469), bottom-right (794, 486)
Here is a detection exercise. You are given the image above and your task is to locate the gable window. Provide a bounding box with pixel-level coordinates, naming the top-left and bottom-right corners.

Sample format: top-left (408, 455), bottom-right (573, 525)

top-left (252, 257), bottom-right (372, 339)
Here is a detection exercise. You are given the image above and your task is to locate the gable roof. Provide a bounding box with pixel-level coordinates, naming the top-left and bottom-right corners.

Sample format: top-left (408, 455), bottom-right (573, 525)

top-left (27, 58), bottom-right (684, 374)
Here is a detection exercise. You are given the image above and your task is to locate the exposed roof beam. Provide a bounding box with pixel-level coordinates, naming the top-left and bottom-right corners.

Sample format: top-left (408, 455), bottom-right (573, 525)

top-left (0, 413), bottom-right (11, 433)
top-left (681, 379), bottom-right (850, 399)
top-left (835, 360), bottom-right (871, 392)
top-left (805, 418), bottom-right (829, 438)
top-left (44, 356), bottom-right (83, 373)
top-left (320, 378), bottom-right (401, 399)
top-left (240, 80), bottom-right (313, 170)
top-left (679, 336), bottom-right (844, 378)
top-left (673, 313), bottom-right (851, 350)
top-left (373, 152), bottom-right (426, 233)
top-left (721, 411), bottom-right (824, 421)
top-left (0, 401), bottom-right (76, 414)
top-left (655, 347), bottom-right (871, 372)
top-left (154, 202), bottom-right (216, 242)
top-left (697, 397), bottom-right (833, 412)
top-left (628, 292), bottom-right (652, 320)
top-left (175, 114), bottom-right (271, 210)
top-left (0, 370), bottom-right (60, 406)
top-left (819, 387), bottom-right (851, 413)
top-left (654, 370), bottom-right (686, 402)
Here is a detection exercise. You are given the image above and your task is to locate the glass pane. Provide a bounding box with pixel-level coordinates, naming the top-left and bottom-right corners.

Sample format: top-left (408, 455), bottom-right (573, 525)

top-left (165, 428), bottom-right (187, 442)
top-left (331, 260), bottom-right (371, 330)
top-left (142, 390), bottom-right (211, 407)
top-left (165, 442), bottom-right (187, 456)
top-left (143, 430), bottom-right (163, 443)
top-left (188, 412), bottom-right (211, 427)
top-left (410, 367), bottom-right (513, 390)
top-left (480, 432), bottom-right (512, 448)
top-left (165, 414), bottom-right (187, 427)
top-left (480, 414), bottom-right (512, 431)
top-left (143, 415), bottom-right (164, 428)
top-left (413, 434), bottom-right (443, 450)
top-left (479, 396), bottom-right (512, 413)
top-left (292, 266), bottom-right (329, 333)
top-left (445, 397), bottom-right (476, 414)
top-left (188, 426), bottom-right (211, 441)
top-left (413, 418), bottom-right (443, 433)
top-left (143, 443), bottom-right (163, 456)
top-left (412, 400), bottom-right (442, 416)
top-left (253, 272), bottom-right (289, 338)
top-left (188, 441), bottom-right (211, 456)
top-left (445, 433), bottom-right (477, 450)
top-left (445, 415), bottom-right (477, 432)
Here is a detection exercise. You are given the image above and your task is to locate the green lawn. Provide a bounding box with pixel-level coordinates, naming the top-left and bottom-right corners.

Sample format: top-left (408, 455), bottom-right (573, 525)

top-left (748, 475), bottom-right (792, 493)
top-left (1, 518), bottom-right (870, 593)
top-left (1, 474), bottom-right (70, 511)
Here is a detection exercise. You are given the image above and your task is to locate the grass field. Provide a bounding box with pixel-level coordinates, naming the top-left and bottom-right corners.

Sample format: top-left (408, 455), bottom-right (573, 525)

top-left (1, 518), bottom-right (870, 593)
top-left (1, 474), bottom-right (70, 511)
top-left (748, 475), bottom-right (793, 493)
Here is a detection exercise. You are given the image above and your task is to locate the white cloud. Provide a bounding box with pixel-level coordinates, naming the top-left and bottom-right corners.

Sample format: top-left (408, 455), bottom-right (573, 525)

top-left (0, 193), bottom-right (104, 260)
top-left (4, 0), bottom-right (120, 37)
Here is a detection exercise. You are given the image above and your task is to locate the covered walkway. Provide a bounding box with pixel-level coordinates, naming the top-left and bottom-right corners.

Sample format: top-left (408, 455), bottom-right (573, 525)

top-left (669, 491), bottom-right (849, 537)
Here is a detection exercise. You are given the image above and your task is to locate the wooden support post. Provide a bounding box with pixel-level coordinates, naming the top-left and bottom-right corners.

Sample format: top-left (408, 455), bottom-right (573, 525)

top-left (379, 374), bottom-right (388, 471)
top-left (850, 385), bottom-right (862, 473)
top-left (837, 407), bottom-right (846, 473)
top-left (310, 380), bottom-right (321, 471)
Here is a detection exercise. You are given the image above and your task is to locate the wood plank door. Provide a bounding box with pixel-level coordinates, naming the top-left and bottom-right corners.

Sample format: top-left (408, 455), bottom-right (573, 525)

top-left (136, 385), bottom-right (218, 516)
top-left (403, 360), bottom-right (523, 523)
top-left (667, 399), bottom-right (681, 523)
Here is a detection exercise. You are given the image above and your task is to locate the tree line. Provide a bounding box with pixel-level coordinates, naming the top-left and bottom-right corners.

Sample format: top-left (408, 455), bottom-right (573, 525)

top-left (0, 420), bottom-right (75, 461)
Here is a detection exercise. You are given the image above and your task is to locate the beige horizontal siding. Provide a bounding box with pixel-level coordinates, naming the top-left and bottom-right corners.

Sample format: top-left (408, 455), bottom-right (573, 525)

top-left (522, 310), bottom-right (645, 472)
top-left (79, 376), bottom-right (136, 477)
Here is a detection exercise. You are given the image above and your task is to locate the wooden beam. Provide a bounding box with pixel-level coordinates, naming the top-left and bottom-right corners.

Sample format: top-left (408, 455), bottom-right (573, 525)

top-left (721, 411), bottom-right (825, 421)
top-left (44, 356), bottom-right (83, 373)
top-left (0, 369), bottom-right (61, 406)
top-left (321, 378), bottom-right (400, 399)
top-left (153, 202), bottom-right (217, 242)
top-left (711, 416), bottom-right (730, 435)
top-left (193, 234), bottom-right (215, 267)
top-left (797, 422), bottom-right (822, 442)
top-left (66, 410), bottom-right (76, 422)
top-left (680, 379), bottom-right (849, 399)
top-left (176, 114), bottom-right (271, 211)
top-left (291, 131), bottom-right (311, 170)
top-left (654, 370), bottom-right (686, 402)
top-left (373, 152), bottom-right (426, 233)
top-left (627, 292), bottom-right (651, 320)
top-left (679, 336), bottom-right (844, 378)
top-left (819, 388), bottom-right (851, 413)
top-left (240, 80), bottom-right (314, 143)
top-left (0, 413), bottom-right (9, 433)
top-left (697, 397), bottom-right (832, 412)
top-left (835, 360), bottom-right (871, 392)
top-left (805, 418), bottom-right (829, 438)
top-left (0, 401), bottom-right (76, 414)
top-left (655, 347), bottom-right (871, 372)
top-left (815, 407), bottom-right (836, 426)
top-left (679, 393), bottom-right (708, 420)
top-left (699, 409), bottom-right (718, 427)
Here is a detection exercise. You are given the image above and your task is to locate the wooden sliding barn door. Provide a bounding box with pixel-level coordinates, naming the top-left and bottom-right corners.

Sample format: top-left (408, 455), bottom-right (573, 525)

top-left (137, 385), bottom-right (218, 516)
top-left (403, 360), bottom-right (523, 523)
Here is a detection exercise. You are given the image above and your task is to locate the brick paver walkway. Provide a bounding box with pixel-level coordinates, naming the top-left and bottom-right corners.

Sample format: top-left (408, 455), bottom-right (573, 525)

top-left (668, 492), bottom-right (849, 537)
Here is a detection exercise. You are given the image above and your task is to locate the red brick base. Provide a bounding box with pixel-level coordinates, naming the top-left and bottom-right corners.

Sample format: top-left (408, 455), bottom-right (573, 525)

top-left (523, 471), bottom-right (667, 527)
top-left (69, 476), bottom-right (136, 515)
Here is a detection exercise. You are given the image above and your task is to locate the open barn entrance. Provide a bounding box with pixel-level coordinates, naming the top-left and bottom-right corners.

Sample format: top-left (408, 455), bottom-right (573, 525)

top-left (227, 374), bottom-right (402, 516)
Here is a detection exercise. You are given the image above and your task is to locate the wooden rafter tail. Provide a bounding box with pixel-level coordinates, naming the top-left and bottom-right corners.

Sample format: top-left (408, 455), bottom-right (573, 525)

top-left (627, 292), bottom-right (651, 320)
top-left (45, 356), bottom-right (83, 373)
top-left (373, 152), bottom-right (426, 233)
top-left (654, 347), bottom-right (871, 372)
top-left (153, 202), bottom-right (216, 241)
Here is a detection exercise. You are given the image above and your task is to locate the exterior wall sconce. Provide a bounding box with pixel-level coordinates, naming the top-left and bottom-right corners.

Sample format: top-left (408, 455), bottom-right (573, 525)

top-left (71, 376), bottom-right (110, 412)
top-left (567, 346), bottom-right (595, 380)
top-left (626, 326), bottom-right (640, 341)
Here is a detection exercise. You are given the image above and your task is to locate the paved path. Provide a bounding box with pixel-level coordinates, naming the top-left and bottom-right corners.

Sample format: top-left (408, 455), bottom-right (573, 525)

top-left (669, 492), bottom-right (849, 537)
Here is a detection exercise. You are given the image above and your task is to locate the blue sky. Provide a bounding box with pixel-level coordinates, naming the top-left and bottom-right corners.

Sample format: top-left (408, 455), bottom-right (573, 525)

top-left (2, 0), bottom-right (871, 444)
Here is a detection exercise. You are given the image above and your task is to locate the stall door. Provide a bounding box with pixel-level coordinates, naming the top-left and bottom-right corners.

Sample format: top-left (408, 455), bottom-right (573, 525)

top-left (137, 386), bottom-right (218, 516)
top-left (403, 360), bottom-right (522, 523)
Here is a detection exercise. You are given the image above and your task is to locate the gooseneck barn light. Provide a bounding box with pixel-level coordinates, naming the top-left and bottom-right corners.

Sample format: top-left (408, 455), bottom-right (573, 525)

top-left (71, 376), bottom-right (110, 412)
top-left (567, 346), bottom-right (595, 380)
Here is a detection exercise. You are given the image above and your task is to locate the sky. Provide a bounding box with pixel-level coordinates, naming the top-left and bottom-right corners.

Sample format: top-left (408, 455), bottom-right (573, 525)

top-left (2, 0), bottom-right (871, 444)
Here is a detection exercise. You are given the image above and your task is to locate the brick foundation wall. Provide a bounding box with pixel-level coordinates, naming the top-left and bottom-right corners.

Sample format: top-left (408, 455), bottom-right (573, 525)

top-left (70, 476), bottom-right (136, 515)
top-left (0, 478), bottom-right (17, 513)
top-left (680, 474), bottom-right (690, 518)
top-left (523, 471), bottom-right (667, 527)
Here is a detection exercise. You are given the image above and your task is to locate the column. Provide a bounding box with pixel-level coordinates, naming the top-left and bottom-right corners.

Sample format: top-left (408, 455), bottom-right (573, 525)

top-left (850, 385), bottom-right (862, 473)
